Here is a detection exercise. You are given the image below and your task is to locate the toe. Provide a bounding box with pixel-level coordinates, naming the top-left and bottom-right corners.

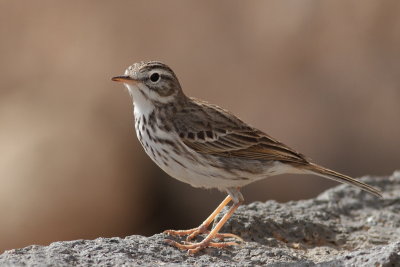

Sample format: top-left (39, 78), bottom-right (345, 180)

top-left (208, 241), bottom-right (240, 248)
top-left (215, 233), bottom-right (243, 242)
top-left (186, 230), bottom-right (201, 241)
top-left (164, 228), bottom-right (196, 237)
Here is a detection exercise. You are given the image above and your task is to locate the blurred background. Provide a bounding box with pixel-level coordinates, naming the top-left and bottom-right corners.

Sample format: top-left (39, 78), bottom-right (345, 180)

top-left (0, 0), bottom-right (399, 252)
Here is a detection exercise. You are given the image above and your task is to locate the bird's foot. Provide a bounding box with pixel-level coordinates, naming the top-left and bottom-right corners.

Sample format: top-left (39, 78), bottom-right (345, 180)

top-left (164, 224), bottom-right (210, 241)
top-left (164, 227), bottom-right (242, 242)
top-left (165, 238), bottom-right (240, 255)
top-left (164, 196), bottom-right (243, 254)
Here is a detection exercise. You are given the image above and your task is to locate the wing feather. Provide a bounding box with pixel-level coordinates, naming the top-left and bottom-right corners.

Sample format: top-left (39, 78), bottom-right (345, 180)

top-left (174, 98), bottom-right (309, 165)
top-left (181, 130), bottom-right (308, 164)
top-left (171, 98), bottom-right (382, 198)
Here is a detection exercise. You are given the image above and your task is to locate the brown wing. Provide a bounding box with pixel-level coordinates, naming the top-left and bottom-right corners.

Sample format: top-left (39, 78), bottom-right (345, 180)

top-left (173, 98), bottom-right (382, 198)
top-left (182, 129), bottom-right (308, 164)
top-left (174, 98), bottom-right (309, 165)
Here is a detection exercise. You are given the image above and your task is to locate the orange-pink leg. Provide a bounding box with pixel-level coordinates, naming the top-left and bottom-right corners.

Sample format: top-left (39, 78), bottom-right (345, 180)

top-left (164, 195), bottom-right (233, 241)
top-left (165, 200), bottom-right (243, 255)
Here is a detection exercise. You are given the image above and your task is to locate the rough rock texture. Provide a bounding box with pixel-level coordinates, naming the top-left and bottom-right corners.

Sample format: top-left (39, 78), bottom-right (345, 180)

top-left (1, 172), bottom-right (400, 267)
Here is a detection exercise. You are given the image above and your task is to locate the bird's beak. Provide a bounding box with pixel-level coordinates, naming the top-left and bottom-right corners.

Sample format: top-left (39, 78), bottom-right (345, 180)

top-left (111, 75), bottom-right (138, 84)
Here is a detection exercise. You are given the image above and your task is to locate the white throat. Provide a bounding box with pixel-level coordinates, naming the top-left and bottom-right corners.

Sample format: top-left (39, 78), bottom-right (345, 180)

top-left (125, 83), bottom-right (155, 116)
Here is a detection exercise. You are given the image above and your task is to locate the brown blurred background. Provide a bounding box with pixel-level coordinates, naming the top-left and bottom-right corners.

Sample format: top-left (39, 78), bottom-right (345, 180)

top-left (0, 0), bottom-right (399, 252)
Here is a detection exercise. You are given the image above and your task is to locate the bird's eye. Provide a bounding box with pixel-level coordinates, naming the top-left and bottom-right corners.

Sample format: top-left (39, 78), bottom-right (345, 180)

top-left (150, 73), bottom-right (160, 83)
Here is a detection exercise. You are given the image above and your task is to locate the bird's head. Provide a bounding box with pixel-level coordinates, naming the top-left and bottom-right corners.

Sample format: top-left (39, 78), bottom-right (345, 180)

top-left (112, 61), bottom-right (185, 111)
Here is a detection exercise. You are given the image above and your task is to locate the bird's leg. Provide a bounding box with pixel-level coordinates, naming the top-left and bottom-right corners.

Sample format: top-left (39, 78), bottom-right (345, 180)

top-left (164, 195), bottom-right (232, 241)
top-left (165, 199), bottom-right (243, 255)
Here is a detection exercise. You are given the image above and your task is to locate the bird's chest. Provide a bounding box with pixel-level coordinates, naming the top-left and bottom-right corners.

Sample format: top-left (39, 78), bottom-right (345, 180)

top-left (134, 112), bottom-right (189, 177)
top-left (134, 114), bottom-right (162, 163)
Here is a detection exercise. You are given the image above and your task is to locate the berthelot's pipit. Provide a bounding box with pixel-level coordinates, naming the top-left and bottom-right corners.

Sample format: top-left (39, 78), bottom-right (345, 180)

top-left (112, 61), bottom-right (382, 254)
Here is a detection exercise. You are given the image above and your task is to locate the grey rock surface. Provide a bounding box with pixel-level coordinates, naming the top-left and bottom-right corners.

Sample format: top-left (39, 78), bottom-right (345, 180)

top-left (1, 172), bottom-right (400, 267)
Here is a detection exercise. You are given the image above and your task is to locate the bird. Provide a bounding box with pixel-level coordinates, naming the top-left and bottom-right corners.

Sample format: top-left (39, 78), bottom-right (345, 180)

top-left (111, 61), bottom-right (382, 255)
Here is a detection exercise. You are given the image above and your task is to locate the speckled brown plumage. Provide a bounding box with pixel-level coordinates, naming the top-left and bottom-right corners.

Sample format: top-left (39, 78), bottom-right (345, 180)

top-left (112, 61), bottom-right (382, 255)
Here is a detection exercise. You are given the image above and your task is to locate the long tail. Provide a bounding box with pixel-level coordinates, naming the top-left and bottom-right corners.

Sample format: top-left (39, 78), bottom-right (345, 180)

top-left (302, 163), bottom-right (382, 198)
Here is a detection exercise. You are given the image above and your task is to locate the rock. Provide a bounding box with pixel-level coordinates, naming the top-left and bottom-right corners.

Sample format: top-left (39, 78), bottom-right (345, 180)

top-left (1, 172), bottom-right (400, 266)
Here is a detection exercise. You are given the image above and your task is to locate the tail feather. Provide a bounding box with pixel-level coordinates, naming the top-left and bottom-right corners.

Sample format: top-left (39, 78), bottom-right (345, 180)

top-left (303, 163), bottom-right (382, 198)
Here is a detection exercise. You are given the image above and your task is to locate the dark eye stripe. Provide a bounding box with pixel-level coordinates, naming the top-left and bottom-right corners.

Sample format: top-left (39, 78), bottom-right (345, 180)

top-left (160, 74), bottom-right (174, 81)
